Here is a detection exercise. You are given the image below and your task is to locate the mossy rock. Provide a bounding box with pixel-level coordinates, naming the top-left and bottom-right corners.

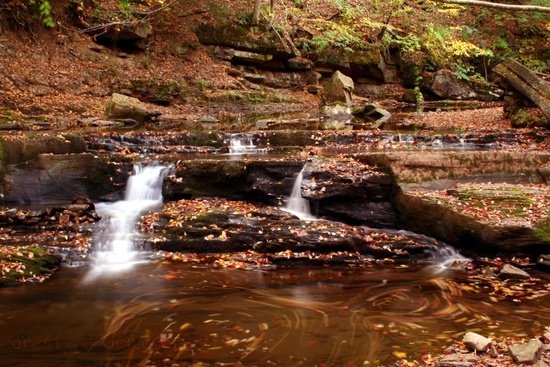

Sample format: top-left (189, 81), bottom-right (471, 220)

top-left (0, 245), bottom-right (62, 285)
top-left (116, 79), bottom-right (188, 106)
top-left (510, 109), bottom-right (549, 128)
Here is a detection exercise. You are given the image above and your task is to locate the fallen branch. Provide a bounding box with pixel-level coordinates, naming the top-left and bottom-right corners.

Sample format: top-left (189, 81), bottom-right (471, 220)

top-left (432, 0), bottom-right (550, 13)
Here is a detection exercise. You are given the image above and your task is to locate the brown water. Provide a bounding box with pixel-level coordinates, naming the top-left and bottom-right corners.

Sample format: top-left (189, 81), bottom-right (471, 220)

top-left (0, 260), bottom-right (548, 367)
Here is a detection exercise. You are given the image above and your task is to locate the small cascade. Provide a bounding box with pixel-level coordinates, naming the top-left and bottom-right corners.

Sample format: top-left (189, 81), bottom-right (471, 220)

top-left (225, 133), bottom-right (266, 155)
top-left (87, 163), bottom-right (172, 277)
top-left (429, 246), bottom-right (470, 271)
top-left (283, 165), bottom-right (316, 220)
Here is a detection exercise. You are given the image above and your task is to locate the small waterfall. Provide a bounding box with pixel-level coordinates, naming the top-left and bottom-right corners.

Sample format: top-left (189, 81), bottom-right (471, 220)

top-left (283, 165), bottom-right (316, 220)
top-left (87, 163), bottom-right (172, 277)
top-left (225, 133), bottom-right (266, 155)
top-left (429, 246), bottom-right (470, 272)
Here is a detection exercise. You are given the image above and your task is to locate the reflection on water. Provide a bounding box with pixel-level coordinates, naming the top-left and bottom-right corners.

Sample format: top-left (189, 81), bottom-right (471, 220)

top-left (0, 262), bottom-right (548, 366)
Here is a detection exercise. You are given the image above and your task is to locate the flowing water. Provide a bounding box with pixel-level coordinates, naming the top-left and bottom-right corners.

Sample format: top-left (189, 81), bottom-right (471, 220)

top-left (0, 162), bottom-right (548, 367)
top-left (0, 261), bottom-right (548, 367)
top-left (283, 165), bottom-right (316, 220)
top-left (87, 163), bottom-right (172, 279)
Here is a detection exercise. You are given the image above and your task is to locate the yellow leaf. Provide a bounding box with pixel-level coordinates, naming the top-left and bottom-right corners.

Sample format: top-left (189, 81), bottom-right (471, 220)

top-left (393, 351), bottom-right (407, 359)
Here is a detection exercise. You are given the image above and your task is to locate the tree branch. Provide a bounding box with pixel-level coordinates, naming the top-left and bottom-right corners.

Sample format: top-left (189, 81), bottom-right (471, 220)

top-left (432, 0), bottom-right (550, 13)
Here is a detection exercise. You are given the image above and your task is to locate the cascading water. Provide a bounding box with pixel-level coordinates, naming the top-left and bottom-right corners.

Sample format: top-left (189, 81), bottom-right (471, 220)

top-left (283, 165), bottom-right (316, 220)
top-left (87, 163), bottom-right (172, 277)
top-left (225, 133), bottom-right (267, 155)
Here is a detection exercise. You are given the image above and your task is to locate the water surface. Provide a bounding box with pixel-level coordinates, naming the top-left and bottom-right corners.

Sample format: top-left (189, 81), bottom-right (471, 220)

top-left (1, 260), bottom-right (547, 366)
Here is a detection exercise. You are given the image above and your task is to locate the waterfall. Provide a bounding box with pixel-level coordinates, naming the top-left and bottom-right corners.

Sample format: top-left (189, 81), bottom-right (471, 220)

top-left (283, 165), bottom-right (316, 220)
top-left (225, 133), bottom-right (266, 155)
top-left (87, 163), bottom-right (172, 277)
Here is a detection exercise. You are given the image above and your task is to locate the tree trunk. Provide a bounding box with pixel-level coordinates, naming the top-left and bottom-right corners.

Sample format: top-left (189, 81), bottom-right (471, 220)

top-left (252, 0), bottom-right (262, 25)
top-left (493, 58), bottom-right (550, 120)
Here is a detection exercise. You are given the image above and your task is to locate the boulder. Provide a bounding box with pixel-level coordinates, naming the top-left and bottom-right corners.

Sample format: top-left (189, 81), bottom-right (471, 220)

top-left (105, 93), bottom-right (149, 122)
top-left (352, 103), bottom-right (391, 123)
top-left (462, 332), bottom-right (492, 352)
top-left (424, 70), bottom-right (503, 101)
top-left (509, 339), bottom-right (543, 365)
top-left (499, 264), bottom-right (530, 279)
top-left (324, 70), bottom-right (354, 105)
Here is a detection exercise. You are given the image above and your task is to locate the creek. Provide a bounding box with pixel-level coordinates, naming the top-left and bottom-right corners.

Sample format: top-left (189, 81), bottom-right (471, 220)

top-left (0, 261), bottom-right (548, 367)
top-left (0, 106), bottom-right (549, 366)
top-left (0, 160), bottom-right (548, 366)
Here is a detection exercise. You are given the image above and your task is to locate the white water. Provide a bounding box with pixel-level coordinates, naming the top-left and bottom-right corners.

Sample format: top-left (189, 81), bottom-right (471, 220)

top-left (86, 164), bottom-right (171, 278)
top-left (226, 134), bottom-right (266, 155)
top-left (283, 165), bottom-right (316, 220)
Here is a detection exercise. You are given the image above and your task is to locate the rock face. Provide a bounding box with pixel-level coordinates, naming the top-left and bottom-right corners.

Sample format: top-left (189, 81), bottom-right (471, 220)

top-left (162, 158), bottom-right (397, 228)
top-left (394, 183), bottom-right (550, 251)
top-left (104, 93), bottom-right (149, 122)
top-left (1, 153), bottom-right (132, 204)
top-left (324, 70), bottom-right (354, 105)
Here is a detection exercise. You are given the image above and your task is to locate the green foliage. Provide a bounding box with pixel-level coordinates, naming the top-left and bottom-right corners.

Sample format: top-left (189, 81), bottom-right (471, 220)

top-left (197, 79), bottom-right (210, 91)
top-left (26, 0), bottom-right (55, 28)
top-left (311, 23), bottom-right (363, 53)
top-left (235, 11), bottom-right (253, 25)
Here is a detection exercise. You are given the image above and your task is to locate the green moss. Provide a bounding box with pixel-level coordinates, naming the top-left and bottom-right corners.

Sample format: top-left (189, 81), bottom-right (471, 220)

top-left (0, 245), bottom-right (62, 285)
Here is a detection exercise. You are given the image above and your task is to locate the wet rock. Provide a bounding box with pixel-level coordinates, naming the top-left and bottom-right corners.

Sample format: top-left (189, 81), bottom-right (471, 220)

top-left (105, 93), bottom-right (149, 122)
top-left (509, 339), bottom-right (543, 365)
top-left (152, 198), bottom-right (442, 261)
top-left (463, 332), bottom-right (492, 352)
top-left (2, 153), bottom-right (100, 204)
top-left (394, 182), bottom-right (550, 251)
top-left (324, 70), bottom-right (354, 105)
top-left (499, 263), bottom-right (531, 279)
top-left (320, 104), bottom-right (352, 117)
top-left (402, 88), bottom-right (421, 103)
top-left (0, 197), bottom-right (101, 229)
top-left (321, 201), bottom-right (398, 228)
top-left (353, 103), bottom-right (392, 124)
top-left (538, 254), bottom-right (550, 268)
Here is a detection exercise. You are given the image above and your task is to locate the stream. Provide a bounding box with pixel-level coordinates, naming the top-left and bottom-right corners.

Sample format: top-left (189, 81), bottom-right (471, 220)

top-left (0, 109), bottom-right (549, 366)
top-left (0, 260), bottom-right (548, 367)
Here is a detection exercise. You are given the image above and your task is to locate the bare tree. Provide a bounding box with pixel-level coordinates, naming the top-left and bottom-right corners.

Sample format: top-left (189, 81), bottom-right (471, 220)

top-left (252, 0), bottom-right (275, 25)
top-left (432, 0), bottom-right (550, 13)
top-left (252, 0), bottom-right (262, 24)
